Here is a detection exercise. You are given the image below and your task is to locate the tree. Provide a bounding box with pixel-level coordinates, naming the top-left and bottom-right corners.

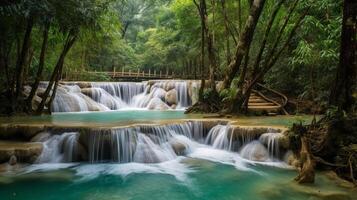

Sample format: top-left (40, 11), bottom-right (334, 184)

top-left (329, 0), bottom-right (356, 113)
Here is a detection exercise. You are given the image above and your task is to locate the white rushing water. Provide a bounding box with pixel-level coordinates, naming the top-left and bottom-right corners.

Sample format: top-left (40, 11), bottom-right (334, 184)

top-left (36, 122), bottom-right (287, 165)
top-left (43, 80), bottom-right (200, 112)
top-left (29, 122), bottom-right (290, 183)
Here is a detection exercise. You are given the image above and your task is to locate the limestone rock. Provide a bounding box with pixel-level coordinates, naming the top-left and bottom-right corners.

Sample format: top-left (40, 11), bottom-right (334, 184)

top-left (171, 141), bottom-right (186, 155)
top-left (165, 89), bottom-right (177, 105)
top-left (147, 98), bottom-right (170, 110)
top-left (240, 141), bottom-right (269, 161)
top-left (81, 88), bottom-right (94, 97)
top-left (36, 87), bottom-right (46, 97)
top-left (0, 141), bottom-right (43, 163)
top-left (150, 87), bottom-right (166, 101)
top-left (77, 82), bottom-right (92, 89)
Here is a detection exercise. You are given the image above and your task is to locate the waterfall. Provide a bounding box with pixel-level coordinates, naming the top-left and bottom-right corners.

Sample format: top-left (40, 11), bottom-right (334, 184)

top-left (88, 121), bottom-right (204, 163)
top-left (34, 132), bottom-right (79, 163)
top-left (36, 122), bottom-right (286, 165)
top-left (47, 80), bottom-right (199, 112)
top-left (205, 125), bottom-right (234, 150)
top-left (91, 82), bottom-right (145, 104)
top-left (175, 81), bottom-right (191, 108)
top-left (51, 86), bottom-right (89, 112)
top-left (259, 132), bottom-right (283, 159)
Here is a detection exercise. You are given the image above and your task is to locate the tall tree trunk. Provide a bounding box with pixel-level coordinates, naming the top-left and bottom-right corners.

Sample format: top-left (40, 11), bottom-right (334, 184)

top-left (48, 59), bottom-right (64, 113)
top-left (194, 0), bottom-right (206, 102)
top-left (237, 0), bottom-right (242, 33)
top-left (222, 0), bottom-right (266, 89)
top-left (36, 33), bottom-right (77, 114)
top-left (263, 0), bottom-right (299, 66)
top-left (202, 0), bottom-right (217, 92)
top-left (252, 0), bottom-right (284, 77)
top-left (15, 16), bottom-right (34, 99)
top-left (27, 23), bottom-right (50, 111)
top-left (232, 8), bottom-right (308, 113)
top-left (329, 0), bottom-right (356, 113)
top-left (221, 0), bottom-right (232, 65)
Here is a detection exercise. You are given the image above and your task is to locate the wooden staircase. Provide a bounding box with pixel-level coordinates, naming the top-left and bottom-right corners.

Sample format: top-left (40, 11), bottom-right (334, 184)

top-left (248, 92), bottom-right (281, 115)
top-left (247, 84), bottom-right (289, 116)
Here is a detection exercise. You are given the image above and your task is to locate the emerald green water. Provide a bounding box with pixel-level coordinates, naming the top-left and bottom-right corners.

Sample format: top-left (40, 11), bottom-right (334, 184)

top-left (0, 158), bottom-right (354, 200)
top-left (0, 110), bottom-right (315, 127)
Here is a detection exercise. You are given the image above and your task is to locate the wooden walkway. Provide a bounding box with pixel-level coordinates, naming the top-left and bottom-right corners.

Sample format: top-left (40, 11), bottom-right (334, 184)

top-left (64, 69), bottom-right (202, 81)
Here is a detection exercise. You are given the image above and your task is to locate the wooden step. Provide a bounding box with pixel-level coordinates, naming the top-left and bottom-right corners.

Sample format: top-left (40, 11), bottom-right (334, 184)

top-left (248, 105), bottom-right (281, 112)
top-left (248, 102), bottom-right (276, 107)
top-left (248, 99), bottom-right (267, 103)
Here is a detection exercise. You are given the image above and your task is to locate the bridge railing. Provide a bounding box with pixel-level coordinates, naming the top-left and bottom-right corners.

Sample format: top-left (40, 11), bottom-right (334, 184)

top-left (63, 68), bottom-right (204, 81)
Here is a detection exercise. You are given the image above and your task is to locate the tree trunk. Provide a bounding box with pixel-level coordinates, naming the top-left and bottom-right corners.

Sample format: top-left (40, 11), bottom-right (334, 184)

top-left (221, 0), bottom-right (232, 65)
top-left (27, 23), bottom-right (50, 111)
top-left (252, 0), bottom-right (284, 77)
top-left (263, 0), bottom-right (299, 66)
top-left (48, 59), bottom-right (64, 113)
top-left (15, 16), bottom-right (34, 98)
top-left (36, 33), bottom-right (77, 114)
top-left (201, 0), bottom-right (217, 92)
top-left (222, 0), bottom-right (266, 89)
top-left (329, 0), bottom-right (356, 113)
top-left (231, 2), bottom-right (308, 113)
top-left (194, 0), bottom-right (206, 102)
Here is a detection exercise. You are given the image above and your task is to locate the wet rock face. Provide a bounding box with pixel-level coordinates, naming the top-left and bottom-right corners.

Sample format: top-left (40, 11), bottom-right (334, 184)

top-left (0, 124), bottom-right (46, 140)
top-left (0, 141), bottom-right (43, 164)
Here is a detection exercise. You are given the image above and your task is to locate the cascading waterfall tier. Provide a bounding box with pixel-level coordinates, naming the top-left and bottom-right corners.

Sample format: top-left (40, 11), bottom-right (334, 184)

top-left (34, 121), bottom-right (288, 164)
top-left (37, 80), bottom-right (200, 112)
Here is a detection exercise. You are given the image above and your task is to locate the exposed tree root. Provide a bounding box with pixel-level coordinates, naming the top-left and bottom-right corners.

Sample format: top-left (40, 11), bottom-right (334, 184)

top-left (295, 136), bottom-right (315, 183)
top-left (289, 115), bottom-right (357, 185)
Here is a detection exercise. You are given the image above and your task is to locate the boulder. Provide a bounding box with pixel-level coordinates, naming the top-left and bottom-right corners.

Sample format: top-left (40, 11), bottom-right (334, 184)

top-left (165, 89), bottom-right (177, 105)
top-left (150, 87), bottom-right (166, 101)
top-left (31, 95), bottom-right (43, 111)
top-left (76, 82), bottom-right (92, 89)
top-left (81, 88), bottom-right (94, 97)
top-left (171, 141), bottom-right (186, 155)
top-left (147, 98), bottom-right (170, 110)
top-left (240, 141), bottom-right (269, 161)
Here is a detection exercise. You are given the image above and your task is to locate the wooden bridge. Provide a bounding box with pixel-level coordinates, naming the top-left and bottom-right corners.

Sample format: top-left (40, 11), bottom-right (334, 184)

top-left (63, 68), bottom-right (202, 81)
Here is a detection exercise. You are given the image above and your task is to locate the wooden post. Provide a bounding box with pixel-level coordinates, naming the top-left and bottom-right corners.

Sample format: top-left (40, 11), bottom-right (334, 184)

top-left (142, 70), bottom-right (144, 77)
top-left (154, 70), bottom-right (156, 77)
top-left (129, 69), bottom-right (131, 76)
top-left (160, 70), bottom-right (162, 78)
top-left (122, 67), bottom-right (124, 77)
top-left (113, 67), bottom-right (116, 78)
top-left (137, 68), bottom-right (140, 78)
top-left (149, 69), bottom-right (151, 77)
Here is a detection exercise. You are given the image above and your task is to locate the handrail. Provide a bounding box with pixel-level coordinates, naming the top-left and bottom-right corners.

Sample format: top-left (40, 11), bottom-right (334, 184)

top-left (255, 83), bottom-right (289, 115)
